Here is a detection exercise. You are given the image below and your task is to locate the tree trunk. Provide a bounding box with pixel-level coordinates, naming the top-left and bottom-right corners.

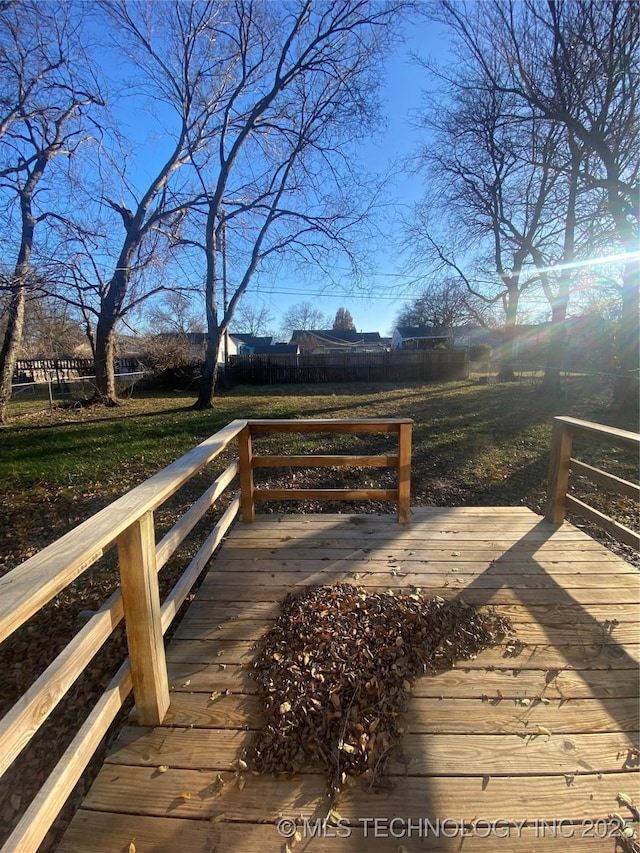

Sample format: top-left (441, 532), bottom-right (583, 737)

top-left (94, 314), bottom-right (118, 405)
top-left (612, 256), bottom-right (639, 412)
top-left (541, 138), bottom-right (579, 395)
top-left (0, 284), bottom-right (26, 424)
top-left (497, 287), bottom-right (519, 382)
top-left (194, 200), bottom-right (221, 411)
top-left (0, 181), bottom-right (38, 422)
top-left (93, 267), bottom-right (131, 404)
top-left (195, 326), bottom-right (222, 409)
top-left (541, 305), bottom-right (566, 394)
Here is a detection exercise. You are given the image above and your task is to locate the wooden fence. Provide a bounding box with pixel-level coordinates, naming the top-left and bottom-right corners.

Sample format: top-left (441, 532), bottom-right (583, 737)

top-left (229, 349), bottom-right (468, 385)
top-left (545, 416), bottom-right (640, 549)
top-left (13, 358), bottom-right (141, 383)
top-left (0, 418), bottom-right (411, 853)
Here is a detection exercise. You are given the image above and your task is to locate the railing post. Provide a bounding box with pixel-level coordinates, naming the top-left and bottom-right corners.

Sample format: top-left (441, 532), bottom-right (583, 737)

top-left (398, 421), bottom-right (412, 524)
top-left (238, 423), bottom-right (255, 522)
top-left (117, 511), bottom-right (169, 726)
top-left (545, 418), bottom-right (573, 524)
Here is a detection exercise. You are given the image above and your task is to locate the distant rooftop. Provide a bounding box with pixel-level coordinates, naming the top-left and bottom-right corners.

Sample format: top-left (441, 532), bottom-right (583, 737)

top-left (394, 326), bottom-right (450, 339)
top-left (290, 329), bottom-right (382, 346)
top-left (230, 333), bottom-right (273, 348)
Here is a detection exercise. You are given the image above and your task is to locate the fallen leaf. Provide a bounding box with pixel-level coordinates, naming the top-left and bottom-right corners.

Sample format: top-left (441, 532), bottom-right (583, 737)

top-left (618, 791), bottom-right (638, 813)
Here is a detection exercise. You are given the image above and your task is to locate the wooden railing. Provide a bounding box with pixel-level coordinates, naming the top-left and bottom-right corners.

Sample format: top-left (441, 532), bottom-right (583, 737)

top-left (238, 418), bottom-right (412, 524)
top-left (0, 417), bottom-right (411, 853)
top-left (545, 416), bottom-right (640, 549)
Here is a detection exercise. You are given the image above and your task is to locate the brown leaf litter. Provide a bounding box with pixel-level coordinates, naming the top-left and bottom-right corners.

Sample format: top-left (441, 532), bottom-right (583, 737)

top-left (247, 582), bottom-right (512, 800)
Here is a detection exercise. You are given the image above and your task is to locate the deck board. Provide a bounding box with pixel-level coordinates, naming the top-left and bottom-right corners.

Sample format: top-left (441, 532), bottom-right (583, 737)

top-left (59, 811), bottom-right (636, 852)
top-left (59, 508), bottom-right (640, 852)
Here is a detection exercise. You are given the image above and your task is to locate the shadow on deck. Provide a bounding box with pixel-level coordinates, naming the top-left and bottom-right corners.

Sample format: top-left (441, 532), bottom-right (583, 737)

top-left (59, 507), bottom-right (639, 852)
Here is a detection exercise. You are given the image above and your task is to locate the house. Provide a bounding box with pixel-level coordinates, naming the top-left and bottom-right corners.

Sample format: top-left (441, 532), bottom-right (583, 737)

top-left (229, 334), bottom-right (274, 354)
top-left (450, 324), bottom-right (554, 362)
top-left (449, 325), bottom-right (502, 350)
top-left (146, 332), bottom-right (283, 367)
top-left (391, 326), bottom-right (452, 350)
top-left (289, 329), bottom-right (383, 353)
top-left (449, 324), bottom-right (553, 361)
top-left (251, 344), bottom-right (299, 356)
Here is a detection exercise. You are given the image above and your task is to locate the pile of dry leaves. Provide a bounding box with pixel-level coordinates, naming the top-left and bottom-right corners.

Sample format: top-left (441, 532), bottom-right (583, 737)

top-left (248, 583), bottom-right (512, 797)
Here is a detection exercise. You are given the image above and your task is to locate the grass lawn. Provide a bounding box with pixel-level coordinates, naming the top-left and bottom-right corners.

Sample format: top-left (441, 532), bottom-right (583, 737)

top-left (2, 376), bottom-right (638, 576)
top-left (0, 375), bottom-right (638, 850)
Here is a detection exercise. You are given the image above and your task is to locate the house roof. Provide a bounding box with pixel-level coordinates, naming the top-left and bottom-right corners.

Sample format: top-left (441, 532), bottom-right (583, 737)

top-left (230, 334), bottom-right (273, 348)
top-left (394, 326), bottom-right (450, 340)
top-left (252, 344), bottom-right (298, 355)
top-left (290, 329), bottom-right (382, 346)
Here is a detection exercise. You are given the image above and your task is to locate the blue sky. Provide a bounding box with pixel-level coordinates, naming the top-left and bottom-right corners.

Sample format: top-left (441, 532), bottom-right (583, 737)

top-left (106, 15), bottom-right (449, 338)
top-left (97, 12), bottom-right (451, 338)
top-left (248, 21), bottom-right (449, 336)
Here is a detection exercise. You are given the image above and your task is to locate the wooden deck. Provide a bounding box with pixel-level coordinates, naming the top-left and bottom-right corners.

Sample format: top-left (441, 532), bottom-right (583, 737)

top-left (59, 507), bottom-right (639, 852)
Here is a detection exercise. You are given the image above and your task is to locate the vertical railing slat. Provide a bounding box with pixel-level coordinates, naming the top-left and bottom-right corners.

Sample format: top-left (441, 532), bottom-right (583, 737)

top-left (117, 511), bottom-right (169, 726)
top-left (398, 421), bottom-right (412, 524)
top-left (238, 424), bottom-right (255, 522)
top-left (545, 419), bottom-right (573, 524)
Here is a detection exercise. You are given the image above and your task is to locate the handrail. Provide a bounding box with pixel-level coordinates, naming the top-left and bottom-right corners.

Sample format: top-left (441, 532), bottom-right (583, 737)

top-left (238, 417), bottom-right (413, 524)
top-left (0, 418), bottom-right (246, 645)
top-left (0, 423), bottom-right (245, 853)
top-left (545, 416), bottom-right (640, 549)
top-left (0, 416), bottom-right (413, 853)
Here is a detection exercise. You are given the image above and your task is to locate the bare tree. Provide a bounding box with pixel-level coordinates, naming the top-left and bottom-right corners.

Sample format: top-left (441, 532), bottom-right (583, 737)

top-left (48, 1), bottom-right (405, 407)
top-left (409, 60), bottom-right (569, 380)
top-left (145, 291), bottom-right (203, 336)
top-left (0, 1), bottom-right (102, 422)
top-left (82, 0), bottom-right (244, 404)
top-left (280, 301), bottom-right (331, 341)
top-left (434, 0), bottom-right (639, 407)
top-left (19, 295), bottom-right (87, 357)
top-left (395, 278), bottom-right (495, 329)
top-left (183, 0), bottom-right (406, 408)
top-left (233, 300), bottom-right (274, 337)
top-left (136, 290), bottom-right (204, 374)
